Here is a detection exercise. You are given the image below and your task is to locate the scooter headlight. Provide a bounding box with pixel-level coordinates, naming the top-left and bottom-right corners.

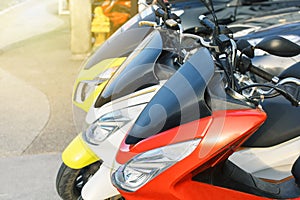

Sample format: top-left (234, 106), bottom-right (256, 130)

top-left (74, 67), bottom-right (118, 103)
top-left (84, 104), bottom-right (146, 145)
top-left (112, 139), bottom-right (201, 192)
top-left (84, 110), bottom-right (130, 145)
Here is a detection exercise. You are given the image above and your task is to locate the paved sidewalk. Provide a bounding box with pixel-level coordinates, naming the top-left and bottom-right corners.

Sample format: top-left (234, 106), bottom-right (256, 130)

top-left (0, 68), bottom-right (50, 157)
top-left (0, 153), bottom-right (61, 200)
top-left (0, 0), bottom-right (27, 12)
top-left (0, 0), bottom-right (81, 157)
top-left (0, 0), bottom-right (64, 49)
top-left (0, 0), bottom-right (84, 199)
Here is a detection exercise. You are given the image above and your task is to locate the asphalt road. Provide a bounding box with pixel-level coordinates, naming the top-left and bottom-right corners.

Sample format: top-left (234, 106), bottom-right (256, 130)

top-left (0, 0), bottom-right (82, 199)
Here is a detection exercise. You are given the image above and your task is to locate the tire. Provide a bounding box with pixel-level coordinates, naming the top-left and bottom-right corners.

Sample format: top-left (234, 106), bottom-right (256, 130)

top-left (56, 161), bottom-right (101, 200)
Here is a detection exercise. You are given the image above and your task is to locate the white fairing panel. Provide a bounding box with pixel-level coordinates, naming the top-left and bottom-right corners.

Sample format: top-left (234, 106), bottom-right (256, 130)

top-left (82, 165), bottom-right (119, 200)
top-left (81, 86), bottom-right (163, 199)
top-left (84, 85), bottom-right (162, 166)
top-left (86, 85), bottom-right (162, 124)
top-left (229, 136), bottom-right (300, 180)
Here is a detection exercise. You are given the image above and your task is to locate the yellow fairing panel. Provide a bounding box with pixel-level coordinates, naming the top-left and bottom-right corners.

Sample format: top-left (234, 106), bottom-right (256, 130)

top-left (72, 57), bottom-right (127, 112)
top-left (72, 80), bottom-right (108, 112)
top-left (62, 134), bottom-right (100, 169)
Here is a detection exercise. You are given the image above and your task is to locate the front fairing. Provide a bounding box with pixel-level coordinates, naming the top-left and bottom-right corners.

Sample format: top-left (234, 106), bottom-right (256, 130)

top-left (62, 134), bottom-right (99, 169)
top-left (81, 29), bottom-right (182, 165)
top-left (72, 27), bottom-right (154, 131)
top-left (83, 85), bottom-right (162, 169)
top-left (125, 47), bottom-right (215, 144)
top-left (94, 28), bottom-right (181, 108)
top-left (72, 6), bottom-right (156, 131)
top-left (84, 7), bottom-right (156, 71)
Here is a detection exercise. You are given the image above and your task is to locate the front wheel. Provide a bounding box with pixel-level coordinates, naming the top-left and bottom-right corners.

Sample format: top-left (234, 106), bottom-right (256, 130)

top-left (56, 161), bottom-right (101, 200)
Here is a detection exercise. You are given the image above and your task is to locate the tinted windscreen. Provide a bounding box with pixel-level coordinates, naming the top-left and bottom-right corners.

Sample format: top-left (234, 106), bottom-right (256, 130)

top-left (84, 27), bottom-right (153, 70)
top-left (125, 48), bottom-right (215, 144)
top-left (94, 30), bottom-right (164, 108)
top-left (83, 6), bottom-right (156, 70)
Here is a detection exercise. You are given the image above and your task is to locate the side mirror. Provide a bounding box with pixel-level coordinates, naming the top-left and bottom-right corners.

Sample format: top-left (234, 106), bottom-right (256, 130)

top-left (155, 7), bottom-right (166, 18)
top-left (236, 39), bottom-right (254, 58)
top-left (255, 36), bottom-right (300, 57)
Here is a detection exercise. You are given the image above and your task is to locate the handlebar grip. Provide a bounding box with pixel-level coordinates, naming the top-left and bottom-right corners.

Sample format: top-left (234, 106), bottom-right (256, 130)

top-left (139, 21), bottom-right (157, 27)
top-left (276, 84), bottom-right (300, 107)
top-left (155, 7), bottom-right (166, 18)
top-left (198, 15), bottom-right (215, 32)
top-left (249, 65), bottom-right (274, 82)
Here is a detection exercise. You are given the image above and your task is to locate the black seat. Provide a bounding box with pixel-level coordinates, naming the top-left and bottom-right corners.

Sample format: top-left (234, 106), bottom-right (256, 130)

top-left (292, 156), bottom-right (300, 186)
top-left (243, 62), bottom-right (300, 147)
top-left (242, 96), bottom-right (300, 147)
top-left (278, 62), bottom-right (300, 79)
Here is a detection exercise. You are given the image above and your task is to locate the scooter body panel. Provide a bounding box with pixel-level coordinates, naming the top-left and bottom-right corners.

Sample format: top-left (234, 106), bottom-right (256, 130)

top-left (73, 57), bottom-right (127, 112)
top-left (119, 176), bottom-right (268, 200)
top-left (115, 109), bottom-right (267, 199)
top-left (82, 164), bottom-right (119, 200)
top-left (84, 86), bottom-right (161, 168)
top-left (230, 136), bottom-right (300, 180)
top-left (62, 134), bottom-right (99, 169)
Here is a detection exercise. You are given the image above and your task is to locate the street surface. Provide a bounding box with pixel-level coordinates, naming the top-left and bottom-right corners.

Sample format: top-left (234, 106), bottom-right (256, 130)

top-left (0, 0), bottom-right (82, 199)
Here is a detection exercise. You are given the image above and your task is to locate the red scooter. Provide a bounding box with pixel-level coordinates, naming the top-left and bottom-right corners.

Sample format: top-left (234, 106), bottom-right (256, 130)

top-left (111, 1), bottom-right (300, 199)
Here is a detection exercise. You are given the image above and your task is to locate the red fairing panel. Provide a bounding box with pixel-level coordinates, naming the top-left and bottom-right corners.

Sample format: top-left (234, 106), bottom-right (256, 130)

top-left (116, 116), bottom-right (212, 164)
top-left (117, 109), bottom-right (273, 200)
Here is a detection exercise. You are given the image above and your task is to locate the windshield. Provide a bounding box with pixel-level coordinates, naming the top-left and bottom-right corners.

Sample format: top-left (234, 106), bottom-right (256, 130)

top-left (83, 6), bottom-right (156, 70)
top-left (125, 47), bottom-right (215, 144)
top-left (94, 29), bottom-right (182, 108)
top-left (84, 27), bottom-right (153, 70)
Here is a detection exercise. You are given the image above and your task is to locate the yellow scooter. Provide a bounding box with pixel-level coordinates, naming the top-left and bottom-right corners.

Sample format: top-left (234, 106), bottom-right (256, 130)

top-left (56, 6), bottom-right (156, 200)
top-left (56, 57), bottom-right (125, 199)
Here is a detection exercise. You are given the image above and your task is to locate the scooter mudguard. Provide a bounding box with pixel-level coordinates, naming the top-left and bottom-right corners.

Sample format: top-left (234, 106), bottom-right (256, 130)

top-left (62, 134), bottom-right (99, 169)
top-left (82, 164), bottom-right (119, 200)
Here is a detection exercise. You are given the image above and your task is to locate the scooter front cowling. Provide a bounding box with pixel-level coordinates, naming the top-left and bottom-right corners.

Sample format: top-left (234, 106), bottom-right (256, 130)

top-left (82, 164), bottom-right (120, 200)
top-left (62, 134), bottom-right (100, 169)
top-left (113, 109), bottom-right (267, 199)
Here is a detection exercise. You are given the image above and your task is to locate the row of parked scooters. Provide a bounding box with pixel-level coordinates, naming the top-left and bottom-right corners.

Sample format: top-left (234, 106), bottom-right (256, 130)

top-left (56, 0), bottom-right (300, 199)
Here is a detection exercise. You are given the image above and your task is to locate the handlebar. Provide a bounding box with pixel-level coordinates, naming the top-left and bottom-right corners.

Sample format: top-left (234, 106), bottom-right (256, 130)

top-left (239, 56), bottom-right (279, 83)
top-left (198, 15), bottom-right (215, 33)
top-left (198, 15), bottom-right (233, 37)
top-left (139, 21), bottom-right (158, 27)
top-left (239, 56), bottom-right (300, 106)
top-left (249, 65), bottom-right (276, 83)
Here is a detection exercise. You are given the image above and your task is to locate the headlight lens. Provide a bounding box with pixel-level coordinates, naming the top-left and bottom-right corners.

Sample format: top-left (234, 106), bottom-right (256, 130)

top-left (84, 104), bottom-right (146, 144)
top-left (112, 139), bottom-right (201, 192)
top-left (74, 67), bottom-right (118, 103)
top-left (74, 81), bottom-right (96, 103)
top-left (84, 110), bottom-right (130, 145)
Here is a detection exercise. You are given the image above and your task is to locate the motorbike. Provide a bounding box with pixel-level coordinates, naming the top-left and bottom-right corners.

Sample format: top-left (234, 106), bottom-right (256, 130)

top-left (111, 0), bottom-right (300, 199)
top-left (56, 6), bottom-right (156, 199)
top-left (83, 19), bottom-right (300, 200)
top-left (57, 0), bottom-right (300, 199)
top-left (57, 1), bottom-right (201, 199)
